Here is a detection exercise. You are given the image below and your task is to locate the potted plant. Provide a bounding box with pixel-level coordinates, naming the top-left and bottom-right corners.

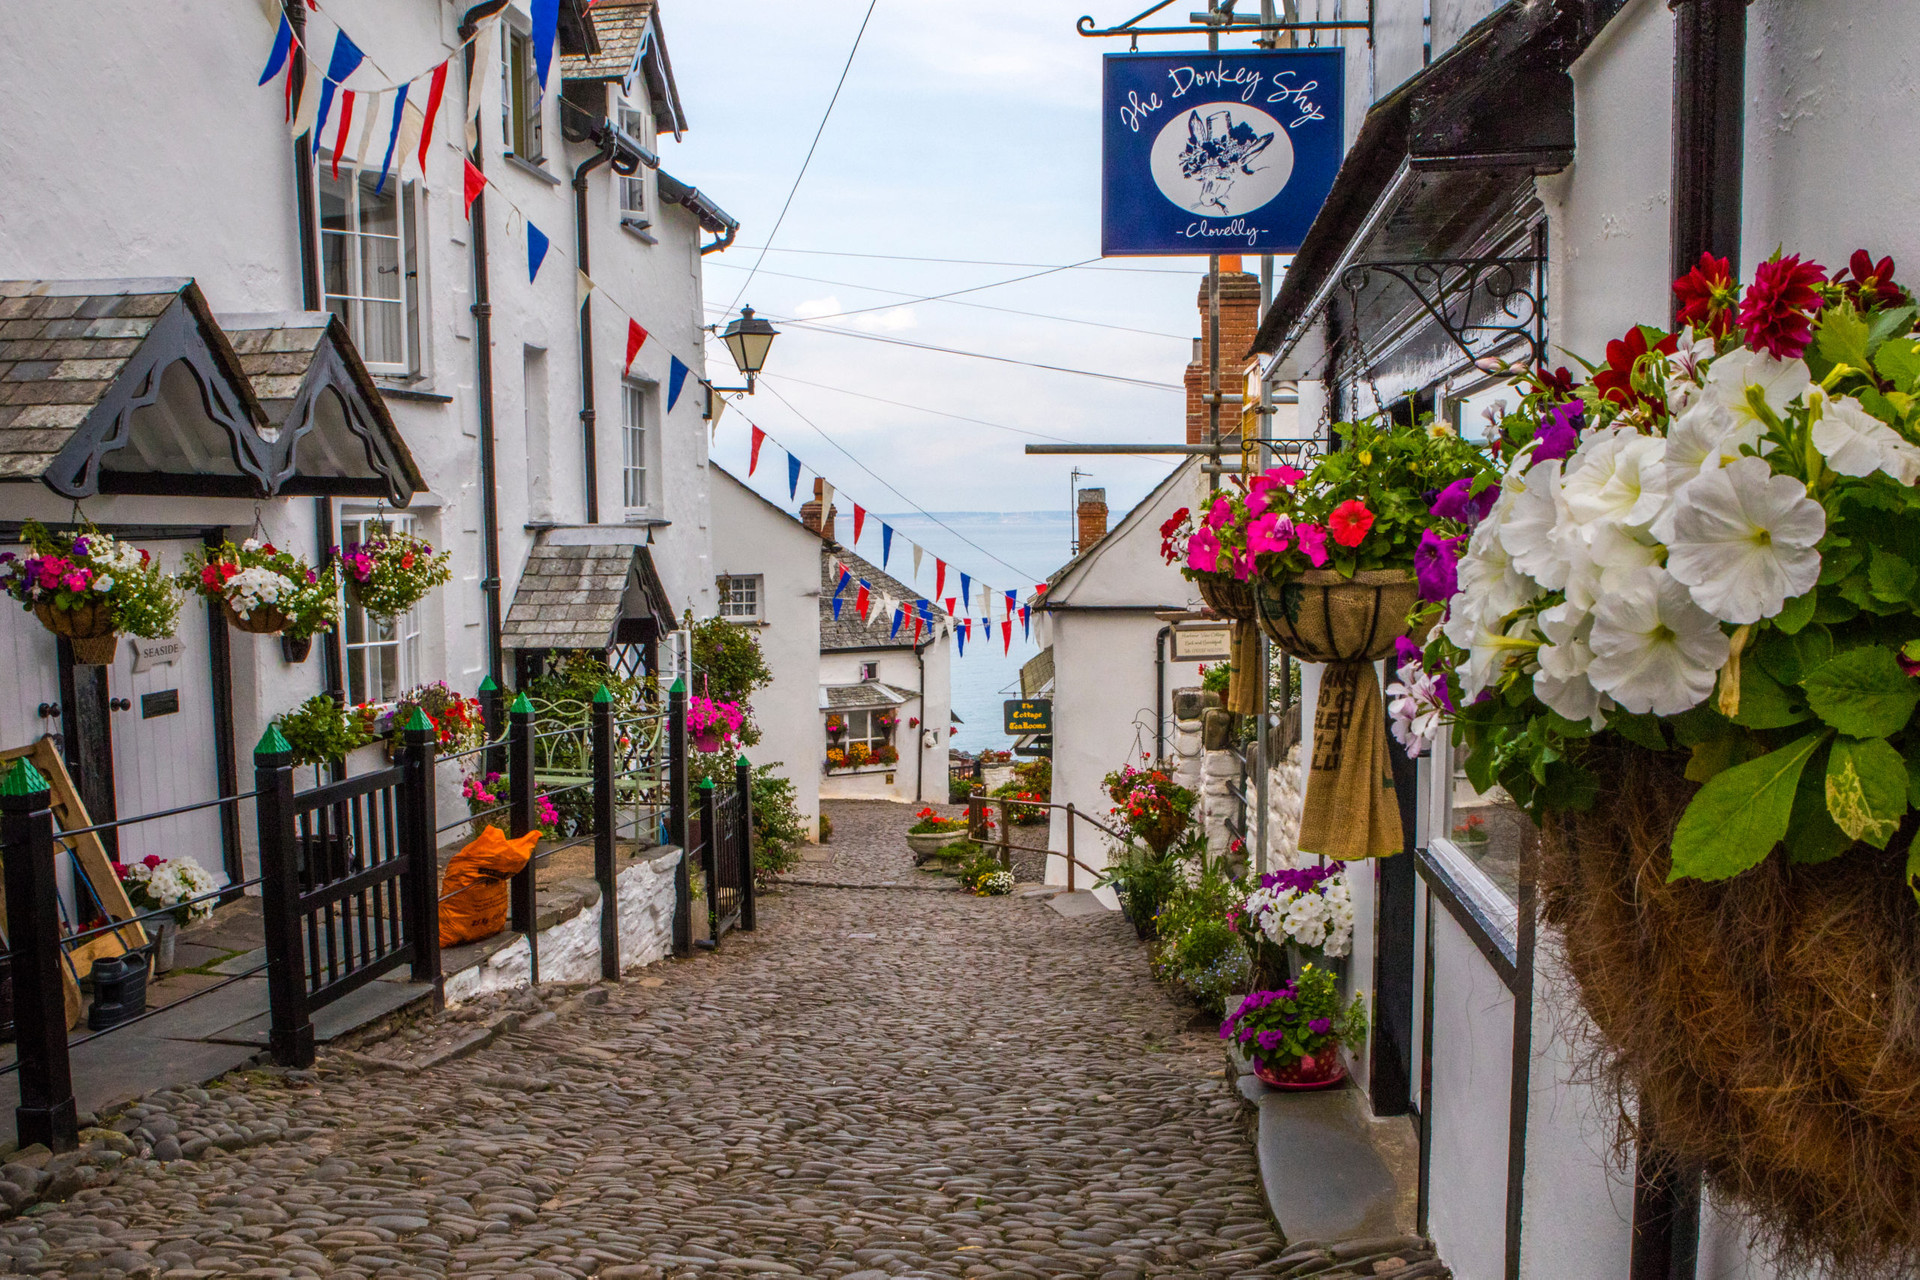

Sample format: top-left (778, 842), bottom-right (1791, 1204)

top-left (958, 851), bottom-right (1014, 896)
top-left (273, 693), bottom-right (374, 880)
top-left (906, 806), bottom-right (966, 862)
top-left (112, 854), bottom-right (218, 974)
top-left (1450, 813), bottom-right (1489, 847)
top-left (182, 538), bottom-right (339, 642)
top-left (848, 742), bottom-right (873, 770)
top-left (873, 743), bottom-right (899, 766)
top-left (875, 712), bottom-right (899, 734)
top-left (0, 521), bottom-right (181, 665)
top-left (1103, 762), bottom-right (1198, 856)
top-left (366, 682), bottom-right (487, 760)
top-left (461, 771), bottom-right (562, 842)
top-left (824, 746), bottom-right (848, 772)
top-left (334, 527), bottom-right (452, 621)
top-left (688, 694), bottom-right (745, 753)
top-left (1220, 965), bottom-right (1368, 1091)
top-left (824, 713), bottom-right (846, 740)
top-left (1236, 864), bottom-right (1356, 986)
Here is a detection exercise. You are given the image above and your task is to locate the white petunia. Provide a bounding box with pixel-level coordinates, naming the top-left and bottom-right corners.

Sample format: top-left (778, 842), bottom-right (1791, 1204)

top-left (1811, 392), bottom-right (1920, 485)
top-left (1661, 399), bottom-right (1767, 496)
top-left (1562, 430), bottom-right (1670, 532)
top-left (1587, 565), bottom-right (1730, 715)
top-left (1534, 601), bottom-right (1613, 728)
top-left (1664, 456), bottom-right (1824, 624)
top-left (1701, 346), bottom-right (1812, 424)
top-left (1445, 609), bottom-right (1539, 705)
top-left (1499, 459), bottom-right (1577, 590)
top-left (1455, 509), bottom-right (1541, 625)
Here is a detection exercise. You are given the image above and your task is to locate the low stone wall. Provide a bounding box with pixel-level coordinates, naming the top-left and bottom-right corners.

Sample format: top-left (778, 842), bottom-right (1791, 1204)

top-left (443, 848), bottom-right (682, 1004)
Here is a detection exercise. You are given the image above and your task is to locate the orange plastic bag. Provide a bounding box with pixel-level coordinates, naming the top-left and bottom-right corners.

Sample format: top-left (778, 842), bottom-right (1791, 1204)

top-left (438, 824), bottom-right (539, 948)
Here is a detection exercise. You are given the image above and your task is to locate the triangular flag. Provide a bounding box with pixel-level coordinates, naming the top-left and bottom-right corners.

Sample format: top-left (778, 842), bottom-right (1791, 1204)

top-left (1005, 589), bottom-right (1017, 620)
top-left (576, 270), bottom-right (594, 309)
top-left (891, 607), bottom-right (904, 639)
top-left (1020, 605), bottom-right (1030, 639)
top-left (787, 451), bottom-right (802, 500)
top-left (466, 18), bottom-right (498, 152)
top-left (960, 572), bottom-right (971, 607)
top-left (873, 592), bottom-right (892, 629)
top-left (290, 59), bottom-right (322, 140)
top-left (394, 100), bottom-right (426, 189)
top-left (312, 32), bottom-right (364, 155)
top-left (831, 593), bottom-right (844, 621)
top-left (374, 83), bottom-right (410, 193)
top-left (912, 544), bottom-right (923, 580)
top-left (944, 597), bottom-right (957, 617)
top-left (913, 615), bottom-right (924, 643)
top-left (936, 559), bottom-right (947, 600)
top-left (833, 565), bottom-right (851, 597)
top-left (1003, 620), bottom-right (1013, 655)
top-left (463, 160), bottom-right (486, 216)
top-left (354, 89), bottom-right (382, 167)
top-left (855, 582), bottom-right (871, 622)
top-left (532, 0), bottom-right (560, 91)
top-left (527, 222), bottom-right (550, 282)
top-left (624, 319), bottom-right (648, 376)
top-left (819, 481), bottom-right (834, 520)
top-left (957, 621), bottom-right (967, 657)
top-left (668, 357), bottom-right (690, 411)
top-left (881, 524), bottom-right (894, 569)
top-left (980, 584), bottom-right (992, 616)
top-left (415, 61), bottom-right (449, 177)
top-left (852, 505), bottom-right (866, 545)
top-left (259, 14), bottom-right (293, 86)
top-left (749, 425), bottom-right (766, 476)
top-left (329, 89), bottom-right (355, 179)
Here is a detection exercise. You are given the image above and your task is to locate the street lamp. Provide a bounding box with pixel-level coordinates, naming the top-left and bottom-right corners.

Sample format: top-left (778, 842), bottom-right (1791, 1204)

top-left (715, 305), bottom-right (778, 393)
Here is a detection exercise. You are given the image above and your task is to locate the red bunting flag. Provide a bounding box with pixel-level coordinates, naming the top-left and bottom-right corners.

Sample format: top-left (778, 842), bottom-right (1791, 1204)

top-left (944, 597), bottom-right (957, 617)
top-left (855, 583), bottom-right (870, 621)
top-left (624, 319), bottom-right (648, 376)
top-left (935, 559), bottom-right (947, 599)
top-left (749, 425), bottom-right (766, 476)
top-left (331, 90), bottom-right (355, 180)
top-left (462, 160), bottom-right (486, 215)
top-left (417, 61), bottom-right (450, 176)
top-left (1002, 620), bottom-right (1012, 655)
top-left (852, 504), bottom-right (866, 545)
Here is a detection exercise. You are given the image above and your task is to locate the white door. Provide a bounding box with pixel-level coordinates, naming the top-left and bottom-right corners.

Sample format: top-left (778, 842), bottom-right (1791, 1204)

top-left (0, 565), bottom-right (65, 756)
top-left (106, 539), bottom-right (227, 888)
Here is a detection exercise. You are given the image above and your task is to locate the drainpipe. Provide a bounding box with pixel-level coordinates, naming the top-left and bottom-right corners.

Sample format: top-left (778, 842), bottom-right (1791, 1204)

top-left (1155, 625), bottom-right (1172, 765)
top-left (462, 1), bottom-right (511, 687)
top-left (1669, 0), bottom-right (1752, 303)
top-left (572, 137), bottom-right (616, 524)
top-left (915, 639), bottom-right (927, 803)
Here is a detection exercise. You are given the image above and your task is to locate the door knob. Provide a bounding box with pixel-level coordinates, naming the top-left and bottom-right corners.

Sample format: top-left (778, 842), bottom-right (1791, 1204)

top-left (37, 702), bottom-right (61, 719)
top-left (110, 697), bottom-right (132, 712)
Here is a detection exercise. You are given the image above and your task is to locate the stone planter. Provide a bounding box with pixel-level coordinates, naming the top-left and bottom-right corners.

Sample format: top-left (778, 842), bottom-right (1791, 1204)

top-left (907, 829), bottom-right (963, 864)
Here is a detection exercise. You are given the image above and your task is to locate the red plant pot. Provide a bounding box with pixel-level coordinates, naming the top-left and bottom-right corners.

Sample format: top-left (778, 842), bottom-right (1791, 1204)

top-left (1252, 1046), bottom-right (1347, 1091)
top-left (694, 728), bottom-right (724, 753)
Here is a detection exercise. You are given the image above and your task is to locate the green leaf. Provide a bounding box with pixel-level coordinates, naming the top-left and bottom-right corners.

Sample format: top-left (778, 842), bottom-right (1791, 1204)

top-left (1801, 645), bottom-right (1920, 737)
top-left (1877, 336), bottom-right (1920, 394)
top-left (1786, 741), bottom-right (1853, 864)
top-left (1756, 622), bottom-right (1831, 687)
top-left (1731, 658), bottom-right (1809, 729)
top-left (1867, 308), bottom-right (1919, 360)
top-left (1669, 702), bottom-right (1731, 746)
top-left (1816, 302), bottom-right (1873, 375)
top-left (1607, 712), bottom-right (1669, 753)
top-left (1905, 737), bottom-right (1920, 809)
top-left (1773, 589), bottom-right (1818, 635)
top-left (1825, 736), bottom-right (1909, 849)
top-left (1819, 542), bottom-right (1864, 586)
top-left (1545, 709), bottom-right (1597, 740)
top-left (1813, 592), bottom-right (1861, 626)
top-left (1670, 732), bottom-right (1827, 882)
top-left (1685, 734), bottom-right (1742, 784)
top-left (1870, 546), bottom-right (1919, 603)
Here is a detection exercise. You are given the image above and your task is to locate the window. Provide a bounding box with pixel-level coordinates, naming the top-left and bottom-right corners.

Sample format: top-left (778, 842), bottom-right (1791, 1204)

top-left (318, 165), bottom-right (420, 375)
top-left (622, 381), bottom-right (648, 513)
top-left (618, 106), bottom-right (650, 228)
top-left (339, 511), bottom-right (421, 706)
top-left (859, 661), bottom-right (878, 682)
top-left (718, 575), bottom-right (761, 622)
top-left (843, 710), bottom-right (892, 751)
top-left (503, 26), bottom-right (544, 164)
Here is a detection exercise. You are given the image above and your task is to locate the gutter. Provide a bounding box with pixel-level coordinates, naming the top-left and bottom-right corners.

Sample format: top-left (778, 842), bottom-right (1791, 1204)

top-left (656, 171), bottom-right (739, 254)
top-left (915, 638), bottom-right (927, 803)
top-left (570, 130), bottom-right (616, 523)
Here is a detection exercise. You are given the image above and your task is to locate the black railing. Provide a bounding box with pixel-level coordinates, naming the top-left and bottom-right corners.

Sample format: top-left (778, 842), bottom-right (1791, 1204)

top-left (695, 758), bottom-right (756, 950)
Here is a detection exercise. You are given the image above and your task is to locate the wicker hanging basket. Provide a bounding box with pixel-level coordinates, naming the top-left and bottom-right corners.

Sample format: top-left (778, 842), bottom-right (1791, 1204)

top-left (1542, 737), bottom-right (1920, 1275)
top-left (1254, 568), bottom-right (1419, 664)
top-left (223, 600), bottom-right (291, 636)
top-left (33, 600), bottom-right (120, 665)
top-left (1194, 575), bottom-right (1257, 622)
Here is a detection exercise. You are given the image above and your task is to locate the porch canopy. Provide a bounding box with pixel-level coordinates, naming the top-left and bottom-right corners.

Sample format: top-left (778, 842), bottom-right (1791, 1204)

top-left (0, 279), bottom-right (419, 504)
top-left (503, 531), bottom-right (676, 656)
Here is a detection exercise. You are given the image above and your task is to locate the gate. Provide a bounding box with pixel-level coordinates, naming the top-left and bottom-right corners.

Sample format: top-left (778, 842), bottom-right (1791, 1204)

top-left (695, 759), bottom-right (756, 948)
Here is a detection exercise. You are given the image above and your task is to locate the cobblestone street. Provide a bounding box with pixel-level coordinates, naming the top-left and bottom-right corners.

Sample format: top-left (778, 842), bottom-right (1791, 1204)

top-left (0, 801), bottom-right (1291, 1278)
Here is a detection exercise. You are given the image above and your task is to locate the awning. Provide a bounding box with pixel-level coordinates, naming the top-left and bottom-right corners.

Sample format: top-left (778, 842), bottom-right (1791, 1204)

top-left (503, 531), bottom-right (675, 653)
top-left (1021, 647), bottom-right (1055, 698)
top-left (821, 683), bottom-right (919, 712)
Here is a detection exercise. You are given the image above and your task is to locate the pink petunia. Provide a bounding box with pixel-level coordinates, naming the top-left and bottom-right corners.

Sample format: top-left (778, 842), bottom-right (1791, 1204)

top-left (1186, 527), bottom-right (1223, 574)
top-left (1246, 512), bottom-right (1294, 557)
top-left (1203, 496), bottom-right (1235, 530)
top-left (1295, 524), bottom-right (1330, 567)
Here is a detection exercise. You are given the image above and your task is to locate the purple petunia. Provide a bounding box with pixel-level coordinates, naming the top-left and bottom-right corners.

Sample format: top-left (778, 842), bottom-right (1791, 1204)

top-left (1308, 1018), bottom-right (1332, 1036)
top-left (1532, 400), bottom-right (1582, 463)
top-left (1415, 528), bottom-right (1465, 604)
top-left (1429, 476), bottom-right (1499, 524)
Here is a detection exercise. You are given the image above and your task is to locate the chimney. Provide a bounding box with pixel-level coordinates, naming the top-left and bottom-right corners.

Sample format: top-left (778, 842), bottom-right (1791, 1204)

top-left (1184, 268), bottom-right (1263, 445)
top-left (800, 477), bottom-right (837, 541)
top-left (1076, 487), bottom-right (1108, 551)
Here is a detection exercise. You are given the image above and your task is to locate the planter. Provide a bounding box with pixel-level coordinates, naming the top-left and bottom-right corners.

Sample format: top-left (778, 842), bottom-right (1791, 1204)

top-left (34, 599), bottom-right (120, 665)
top-left (1195, 575), bottom-right (1257, 621)
top-left (1132, 810), bottom-right (1189, 857)
top-left (147, 919), bottom-right (177, 975)
top-left (1254, 567), bottom-right (1420, 664)
top-left (280, 632), bottom-right (314, 663)
top-left (906, 829), bottom-right (963, 863)
top-left (1541, 736), bottom-right (1920, 1272)
top-left (1253, 1047), bottom-right (1347, 1091)
top-left (694, 728), bottom-right (724, 753)
top-left (224, 600), bottom-right (290, 635)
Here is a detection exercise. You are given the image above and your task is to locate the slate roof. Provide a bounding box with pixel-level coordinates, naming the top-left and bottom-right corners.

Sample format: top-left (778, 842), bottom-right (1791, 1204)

top-left (504, 541), bottom-right (635, 651)
top-left (821, 545), bottom-right (943, 652)
top-left (216, 312), bottom-right (332, 419)
top-left (0, 278), bottom-right (238, 483)
top-left (562, 0), bottom-right (686, 134)
top-left (822, 683), bottom-right (920, 712)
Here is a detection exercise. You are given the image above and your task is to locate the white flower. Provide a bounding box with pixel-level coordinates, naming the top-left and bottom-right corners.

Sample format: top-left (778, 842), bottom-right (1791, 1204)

top-left (92, 575), bottom-right (115, 593)
top-left (1663, 456), bottom-right (1824, 625)
top-left (1562, 429), bottom-right (1670, 532)
top-left (1811, 392), bottom-right (1920, 485)
top-left (1587, 565), bottom-right (1730, 715)
top-left (1664, 329), bottom-right (1712, 413)
top-left (1534, 601), bottom-right (1612, 728)
top-left (1564, 522), bottom-right (1663, 613)
top-left (1701, 346), bottom-right (1812, 423)
top-left (1386, 664), bottom-right (1448, 758)
top-left (1444, 609), bottom-right (1539, 705)
top-left (1499, 459), bottom-right (1577, 590)
top-left (1660, 400), bottom-right (1766, 497)
top-left (1455, 508), bottom-right (1540, 624)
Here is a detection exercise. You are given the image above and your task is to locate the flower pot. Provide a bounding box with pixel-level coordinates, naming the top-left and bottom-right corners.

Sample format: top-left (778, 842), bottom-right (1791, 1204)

top-left (1253, 1047), bottom-right (1347, 1091)
top-left (1254, 568), bottom-right (1420, 664)
top-left (1195, 575), bottom-right (1257, 621)
top-left (907, 829), bottom-right (961, 863)
top-left (148, 919), bottom-right (177, 975)
top-left (694, 728), bottom-right (724, 753)
top-left (224, 599), bottom-right (290, 635)
top-left (280, 632), bottom-right (314, 663)
top-left (34, 599), bottom-right (120, 665)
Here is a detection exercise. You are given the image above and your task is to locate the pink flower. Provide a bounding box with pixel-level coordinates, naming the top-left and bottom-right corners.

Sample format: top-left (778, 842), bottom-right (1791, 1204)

top-left (1246, 512), bottom-right (1294, 557)
top-left (1265, 465), bottom-right (1306, 488)
top-left (62, 570), bottom-right (90, 592)
top-left (1204, 496), bottom-right (1235, 530)
top-left (1186, 527), bottom-right (1223, 574)
top-left (1295, 524), bottom-right (1330, 567)
top-left (1229, 545), bottom-right (1254, 583)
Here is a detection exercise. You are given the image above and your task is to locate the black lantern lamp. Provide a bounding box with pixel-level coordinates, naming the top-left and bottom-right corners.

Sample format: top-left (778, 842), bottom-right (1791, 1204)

top-left (715, 305), bottom-right (778, 394)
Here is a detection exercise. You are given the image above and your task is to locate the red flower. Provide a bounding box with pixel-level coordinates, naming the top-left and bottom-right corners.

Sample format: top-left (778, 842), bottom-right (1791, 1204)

top-left (1327, 500), bottom-right (1374, 548)
top-left (1592, 325), bottom-right (1678, 413)
top-left (142, 854), bottom-right (163, 868)
top-left (1672, 251), bottom-right (1737, 337)
top-left (1842, 249), bottom-right (1904, 311)
top-left (1534, 365), bottom-right (1576, 398)
top-left (1738, 254), bottom-right (1828, 360)
top-left (401, 551), bottom-right (417, 570)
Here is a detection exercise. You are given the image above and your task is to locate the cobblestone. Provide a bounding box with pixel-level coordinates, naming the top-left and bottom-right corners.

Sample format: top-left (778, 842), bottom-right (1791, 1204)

top-left (0, 800), bottom-right (1302, 1277)
top-left (807, 800), bottom-right (1047, 886)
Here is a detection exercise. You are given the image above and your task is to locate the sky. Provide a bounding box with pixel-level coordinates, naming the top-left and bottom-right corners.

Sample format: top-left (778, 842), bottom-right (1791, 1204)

top-left (662, 0), bottom-right (1220, 538)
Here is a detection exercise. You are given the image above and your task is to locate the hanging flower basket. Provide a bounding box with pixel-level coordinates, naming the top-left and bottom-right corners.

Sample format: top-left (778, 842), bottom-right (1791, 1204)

top-left (186, 539), bottom-right (338, 641)
top-left (280, 633), bottom-right (314, 664)
top-left (225, 601), bottom-right (291, 635)
top-left (1254, 567), bottom-right (1420, 664)
top-left (3, 522), bottom-right (180, 667)
top-left (335, 530), bottom-right (451, 621)
top-left (1194, 575), bottom-right (1257, 622)
top-left (35, 600), bottom-right (119, 665)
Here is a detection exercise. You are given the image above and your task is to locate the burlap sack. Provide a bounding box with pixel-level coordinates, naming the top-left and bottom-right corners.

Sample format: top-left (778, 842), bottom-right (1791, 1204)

top-left (1224, 618), bottom-right (1261, 715)
top-left (1196, 575), bottom-right (1258, 622)
top-left (438, 824), bottom-right (539, 947)
top-left (1297, 659), bottom-right (1402, 861)
top-left (1255, 568), bottom-right (1419, 664)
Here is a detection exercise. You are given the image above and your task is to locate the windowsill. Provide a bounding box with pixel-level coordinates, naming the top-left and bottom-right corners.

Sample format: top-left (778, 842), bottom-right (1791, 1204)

top-left (620, 218), bottom-right (658, 244)
top-left (721, 618), bottom-right (766, 627)
top-left (1416, 837), bottom-right (1521, 989)
top-left (377, 382), bottom-right (453, 404)
top-left (503, 152), bottom-right (561, 186)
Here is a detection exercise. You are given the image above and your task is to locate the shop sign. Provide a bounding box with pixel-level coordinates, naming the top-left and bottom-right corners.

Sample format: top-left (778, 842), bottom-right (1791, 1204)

top-left (1003, 699), bottom-right (1052, 735)
top-left (1170, 623), bottom-right (1232, 661)
top-left (1102, 48), bottom-right (1344, 256)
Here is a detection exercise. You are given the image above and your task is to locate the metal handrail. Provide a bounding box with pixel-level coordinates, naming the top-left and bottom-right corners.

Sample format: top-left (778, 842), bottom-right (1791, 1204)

top-left (53, 788), bottom-right (262, 840)
top-left (0, 960), bottom-right (272, 1075)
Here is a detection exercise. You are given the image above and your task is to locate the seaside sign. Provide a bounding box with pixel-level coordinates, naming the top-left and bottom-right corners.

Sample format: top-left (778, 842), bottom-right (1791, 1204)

top-left (1101, 48), bottom-right (1344, 257)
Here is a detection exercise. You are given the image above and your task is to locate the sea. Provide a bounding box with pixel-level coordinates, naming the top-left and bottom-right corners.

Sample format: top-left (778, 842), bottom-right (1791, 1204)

top-left (873, 510), bottom-right (1073, 756)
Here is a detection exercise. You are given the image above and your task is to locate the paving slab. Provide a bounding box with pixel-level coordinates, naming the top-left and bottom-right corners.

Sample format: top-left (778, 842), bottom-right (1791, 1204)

top-left (1045, 889), bottom-right (1114, 918)
top-left (1256, 1087), bottom-right (1402, 1244)
top-left (200, 975), bottom-right (434, 1047)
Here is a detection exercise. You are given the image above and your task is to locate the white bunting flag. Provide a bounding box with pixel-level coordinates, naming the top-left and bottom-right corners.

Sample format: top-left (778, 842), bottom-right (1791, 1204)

top-left (576, 270), bottom-right (595, 309)
top-left (819, 480), bottom-right (834, 518)
top-left (466, 17), bottom-right (499, 152)
top-left (911, 544), bottom-right (923, 580)
top-left (394, 100), bottom-right (427, 184)
top-left (290, 67), bottom-right (322, 141)
top-left (354, 89), bottom-right (383, 166)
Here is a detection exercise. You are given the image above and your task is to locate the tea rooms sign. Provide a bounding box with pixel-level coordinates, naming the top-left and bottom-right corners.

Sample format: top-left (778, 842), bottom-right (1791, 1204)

top-left (1101, 49), bottom-right (1343, 257)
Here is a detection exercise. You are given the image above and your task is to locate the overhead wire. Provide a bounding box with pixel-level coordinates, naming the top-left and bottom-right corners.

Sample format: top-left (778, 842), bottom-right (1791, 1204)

top-left (719, 245), bottom-right (1203, 275)
top-left (761, 260), bottom-right (1093, 324)
top-left (756, 373), bottom-right (1078, 443)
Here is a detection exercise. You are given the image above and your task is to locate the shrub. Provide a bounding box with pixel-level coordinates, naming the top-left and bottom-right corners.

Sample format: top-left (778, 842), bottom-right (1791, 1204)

top-left (909, 806), bottom-right (965, 836)
top-left (1096, 841), bottom-right (1183, 938)
top-left (1152, 859), bottom-right (1252, 1015)
top-left (275, 694), bottom-right (373, 769)
top-left (749, 764), bottom-right (806, 884)
top-left (948, 773), bottom-right (976, 804)
top-left (819, 812), bottom-right (833, 843)
top-left (958, 850), bottom-right (1013, 896)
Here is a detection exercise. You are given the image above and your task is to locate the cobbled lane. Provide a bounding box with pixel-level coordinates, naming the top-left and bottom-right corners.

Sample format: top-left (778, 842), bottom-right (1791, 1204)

top-left (0, 801), bottom-right (1289, 1278)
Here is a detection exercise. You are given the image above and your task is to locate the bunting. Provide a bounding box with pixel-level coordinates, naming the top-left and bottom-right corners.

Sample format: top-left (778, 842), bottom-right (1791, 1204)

top-left (787, 451), bottom-right (802, 500)
top-left (374, 82), bottom-right (409, 193)
top-left (329, 89), bottom-right (355, 179)
top-left (819, 480), bottom-right (834, 518)
top-left (531, 0), bottom-right (559, 91)
top-left (576, 270), bottom-right (594, 309)
top-left (852, 504), bottom-right (866, 546)
top-left (311, 31), bottom-right (364, 156)
top-left (1002, 620), bottom-right (1013, 655)
top-left (881, 524), bottom-right (893, 569)
top-left (623, 319), bottom-right (648, 376)
top-left (259, 15), bottom-right (294, 85)
top-left (353, 88), bottom-right (382, 168)
top-left (749, 426), bottom-right (766, 476)
top-left (1020, 605), bottom-right (1030, 639)
top-left (960, 573), bottom-right (971, 608)
top-left (854, 581), bottom-right (871, 622)
top-left (466, 18), bottom-right (497, 151)
top-left (890, 606), bottom-right (904, 639)
top-left (957, 621), bottom-right (967, 657)
top-left (936, 560), bottom-right (947, 600)
top-left (415, 61), bottom-right (448, 177)
top-left (911, 544), bottom-right (923, 580)
top-left (668, 357), bottom-right (690, 411)
top-left (527, 222), bottom-right (550, 282)
top-left (1005, 589), bottom-right (1017, 620)
top-left (462, 160), bottom-right (486, 215)
top-left (944, 597), bottom-right (957, 617)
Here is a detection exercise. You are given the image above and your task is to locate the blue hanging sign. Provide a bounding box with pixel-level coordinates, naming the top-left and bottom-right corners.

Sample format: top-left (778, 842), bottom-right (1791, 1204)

top-left (1101, 49), bottom-right (1343, 257)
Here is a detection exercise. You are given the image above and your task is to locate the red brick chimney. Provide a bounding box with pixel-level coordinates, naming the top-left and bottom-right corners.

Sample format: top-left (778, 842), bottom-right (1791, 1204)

top-left (800, 477), bottom-right (837, 541)
top-left (1076, 487), bottom-right (1108, 551)
top-left (1185, 258), bottom-right (1262, 445)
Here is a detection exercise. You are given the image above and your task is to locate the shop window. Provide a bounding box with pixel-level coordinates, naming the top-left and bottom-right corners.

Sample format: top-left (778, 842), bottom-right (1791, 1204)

top-left (318, 163), bottom-right (421, 376)
top-left (339, 511), bottom-right (421, 706)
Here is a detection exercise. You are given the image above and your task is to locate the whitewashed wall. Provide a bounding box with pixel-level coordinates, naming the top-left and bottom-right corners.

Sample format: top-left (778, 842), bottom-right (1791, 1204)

top-left (818, 643), bottom-right (947, 805)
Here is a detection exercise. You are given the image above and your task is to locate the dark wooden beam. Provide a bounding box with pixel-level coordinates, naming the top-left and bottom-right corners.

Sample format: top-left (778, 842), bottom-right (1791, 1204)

top-left (1670, 0), bottom-right (1752, 299)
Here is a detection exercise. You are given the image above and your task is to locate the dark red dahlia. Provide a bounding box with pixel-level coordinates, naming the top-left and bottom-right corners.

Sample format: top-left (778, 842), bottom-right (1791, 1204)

top-left (1592, 326), bottom-right (1678, 414)
top-left (1842, 249), bottom-right (1904, 311)
top-left (1737, 254), bottom-right (1828, 360)
top-left (1672, 251), bottom-right (1737, 337)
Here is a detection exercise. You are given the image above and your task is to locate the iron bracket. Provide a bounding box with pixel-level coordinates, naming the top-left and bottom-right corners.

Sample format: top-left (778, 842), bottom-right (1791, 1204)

top-left (1337, 255), bottom-right (1547, 371)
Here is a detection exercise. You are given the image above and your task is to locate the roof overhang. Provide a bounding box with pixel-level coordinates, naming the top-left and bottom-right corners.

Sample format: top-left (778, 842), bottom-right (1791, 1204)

top-left (504, 532), bottom-right (676, 652)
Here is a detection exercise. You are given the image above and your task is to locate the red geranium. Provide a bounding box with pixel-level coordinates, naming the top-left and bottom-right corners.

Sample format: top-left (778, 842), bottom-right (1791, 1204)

top-left (1737, 253), bottom-right (1828, 359)
top-left (1327, 500), bottom-right (1374, 548)
top-left (1841, 249), bottom-right (1904, 311)
top-left (1591, 325), bottom-right (1679, 414)
top-left (1672, 251), bottom-right (1737, 337)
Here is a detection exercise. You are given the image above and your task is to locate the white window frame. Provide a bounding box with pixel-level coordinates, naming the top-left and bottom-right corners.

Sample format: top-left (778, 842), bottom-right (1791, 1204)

top-left (717, 575), bottom-right (762, 622)
top-left (316, 161), bottom-right (423, 377)
top-left (338, 510), bottom-right (422, 707)
top-left (621, 380), bottom-right (651, 516)
top-left (617, 105), bottom-right (651, 229)
top-left (843, 709), bottom-right (893, 752)
top-left (502, 25), bottom-right (545, 165)
top-left (858, 661), bottom-right (879, 682)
